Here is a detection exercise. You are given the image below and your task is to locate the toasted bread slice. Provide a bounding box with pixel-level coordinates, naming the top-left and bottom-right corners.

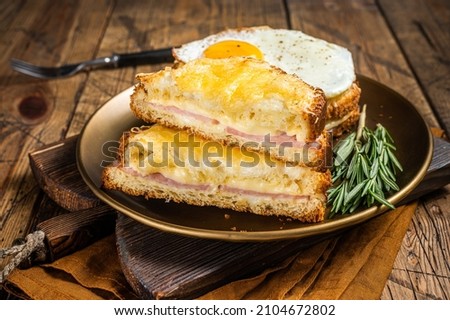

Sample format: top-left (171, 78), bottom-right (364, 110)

top-left (130, 57), bottom-right (327, 165)
top-left (102, 125), bottom-right (331, 222)
top-left (325, 81), bottom-right (361, 136)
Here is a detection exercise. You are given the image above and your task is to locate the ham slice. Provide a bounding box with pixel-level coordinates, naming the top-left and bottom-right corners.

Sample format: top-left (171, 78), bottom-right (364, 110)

top-left (149, 102), bottom-right (322, 149)
top-left (119, 166), bottom-right (309, 200)
top-left (121, 166), bottom-right (210, 191)
top-left (225, 127), bottom-right (321, 149)
top-left (154, 104), bottom-right (220, 125)
top-left (221, 185), bottom-right (309, 200)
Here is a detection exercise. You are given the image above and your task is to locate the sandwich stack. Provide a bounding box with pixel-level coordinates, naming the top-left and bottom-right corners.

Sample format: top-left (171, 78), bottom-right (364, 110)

top-left (102, 27), bottom-right (361, 223)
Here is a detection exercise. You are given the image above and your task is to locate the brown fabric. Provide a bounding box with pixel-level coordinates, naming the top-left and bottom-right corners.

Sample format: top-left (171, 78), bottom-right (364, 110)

top-left (200, 204), bottom-right (416, 299)
top-left (3, 203), bottom-right (416, 300)
top-left (4, 234), bottom-right (138, 300)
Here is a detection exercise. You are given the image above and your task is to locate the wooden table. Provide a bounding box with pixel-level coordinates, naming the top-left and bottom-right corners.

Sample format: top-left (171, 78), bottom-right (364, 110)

top-left (0, 0), bottom-right (449, 299)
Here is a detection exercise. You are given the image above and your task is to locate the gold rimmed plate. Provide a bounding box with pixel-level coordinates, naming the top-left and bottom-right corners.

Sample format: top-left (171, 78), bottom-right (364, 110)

top-left (77, 75), bottom-right (433, 241)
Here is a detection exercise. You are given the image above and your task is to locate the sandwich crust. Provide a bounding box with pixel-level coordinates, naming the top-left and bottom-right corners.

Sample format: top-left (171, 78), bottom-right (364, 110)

top-left (325, 81), bottom-right (361, 136)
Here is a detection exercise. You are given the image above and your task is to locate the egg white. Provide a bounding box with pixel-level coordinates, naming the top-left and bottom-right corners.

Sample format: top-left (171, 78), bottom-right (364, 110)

top-left (173, 26), bottom-right (356, 98)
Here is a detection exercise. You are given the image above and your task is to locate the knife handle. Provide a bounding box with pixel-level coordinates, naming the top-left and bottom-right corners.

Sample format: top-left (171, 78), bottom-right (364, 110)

top-left (115, 47), bottom-right (174, 67)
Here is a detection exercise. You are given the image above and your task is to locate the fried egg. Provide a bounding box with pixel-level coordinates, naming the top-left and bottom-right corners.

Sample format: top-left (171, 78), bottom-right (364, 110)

top-left (173, 26), bottom-right (356, 98)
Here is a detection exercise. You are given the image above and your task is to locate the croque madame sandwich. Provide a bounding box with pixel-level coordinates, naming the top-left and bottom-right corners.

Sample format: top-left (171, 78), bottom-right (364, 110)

top-left (172, 26), bottom-right (361, 136)
top-left (101, 26), bottom-right (354, 223)
top-left (131, 56), bottom-right (329, 165)
top-left (102, 124), bottom-right (331, 222)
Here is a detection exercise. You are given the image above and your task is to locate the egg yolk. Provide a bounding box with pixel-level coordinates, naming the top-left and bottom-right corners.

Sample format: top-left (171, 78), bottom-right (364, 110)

top-left (203, 40), bottom-right (264, 59)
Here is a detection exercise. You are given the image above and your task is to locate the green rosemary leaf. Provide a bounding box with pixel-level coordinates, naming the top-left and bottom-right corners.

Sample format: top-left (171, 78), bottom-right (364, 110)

top-left (379, 167), bottom-right (398, 191)
top-left (361, 178), bottom-right (372, 197)
top-left (380, 163), bottom-right (398, 187)
top-left (368, 189), bottom-right (396, 210)
top-left (376, 138), bottom-right (384, 156)
top-left (332, 165), bottom-right (347, 183)
top-left (344, 181), bottom-right (366, 204)
top-left (349, 198), bottom-right (362, 213)
top-left (384, 141), bottom-right (397, 150)
top-left (386, 147), bottom-right (403, 172)
top-left (327, 190), bottom-right (339, 203)
top-left (366, 190), bottom-right (375, 207)
top-left (327, 105), bottom-right (402, 216)
top-left (334, 133), bottom-right (355, 166)
top-left (370, 157), bottom-right (379, 179)
top-left (381, 148), bottom-right (389, 166)
top-left (376, 174), bottom-right (384, 191)
top-left (332, 182), bottom-right (346, 213)
top-left (360, 155), bottom-right (370, 178)
top-left (346, 151), bottom-right (358, 179)
top-left (378, 123), bottom-right (394, 143)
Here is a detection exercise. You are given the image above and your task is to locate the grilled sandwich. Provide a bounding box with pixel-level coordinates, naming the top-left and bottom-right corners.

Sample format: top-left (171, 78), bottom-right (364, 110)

top-left (102, 124), bottom-right (331, 222)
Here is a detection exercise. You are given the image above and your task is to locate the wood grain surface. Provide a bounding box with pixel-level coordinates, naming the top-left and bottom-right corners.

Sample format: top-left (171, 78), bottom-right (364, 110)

top-left (1, 0), bottom-right (449, 299)
top-left (378, 0), bottom-right (450, 137)
top-left (29, 135), bottom-right (101, 211)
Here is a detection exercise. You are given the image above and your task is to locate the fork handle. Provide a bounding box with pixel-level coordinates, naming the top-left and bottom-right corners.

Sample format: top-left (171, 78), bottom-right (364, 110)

top-left (113, 47), bottom-right (174, 67)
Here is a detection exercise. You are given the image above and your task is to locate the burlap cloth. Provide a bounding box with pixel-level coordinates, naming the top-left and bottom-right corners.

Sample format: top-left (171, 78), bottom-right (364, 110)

top-left (2, 202), bottom-right (416, 300)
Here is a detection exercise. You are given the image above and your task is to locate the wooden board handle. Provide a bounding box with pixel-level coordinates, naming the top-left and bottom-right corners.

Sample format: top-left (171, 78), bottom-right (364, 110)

top-left (25, 136), bottom-right (114, 266)
top-left (28, 135), bottom-right (101, 211)
top-left (36, 205), bottom-right (116, 262)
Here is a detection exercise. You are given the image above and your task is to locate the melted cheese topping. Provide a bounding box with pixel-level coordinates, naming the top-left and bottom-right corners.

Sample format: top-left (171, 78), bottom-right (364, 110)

top-left (137, 57), bottom-right (324, 140)
top-left (124, 125), bottom-right (325, 196)
top-left (174, 26), bottom-right (356, 98)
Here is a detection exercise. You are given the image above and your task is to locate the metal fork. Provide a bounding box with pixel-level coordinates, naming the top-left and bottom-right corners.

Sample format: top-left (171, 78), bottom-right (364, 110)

top-left (10, 47), bottom-right (174, 79)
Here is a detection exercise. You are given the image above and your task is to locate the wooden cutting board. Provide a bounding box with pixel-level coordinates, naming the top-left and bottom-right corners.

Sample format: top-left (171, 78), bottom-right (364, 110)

top-left (28, 134), bottom-right (450, 299)
top-left (116, 215), bottom-right (333, 299)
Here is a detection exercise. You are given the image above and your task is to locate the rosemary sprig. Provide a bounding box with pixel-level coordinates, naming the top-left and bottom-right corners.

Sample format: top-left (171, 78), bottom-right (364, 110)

top-left (327, 104), bottom-right (403, 217)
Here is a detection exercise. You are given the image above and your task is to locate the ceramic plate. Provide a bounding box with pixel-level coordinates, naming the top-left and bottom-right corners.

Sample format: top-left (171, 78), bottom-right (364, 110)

top-left (77, 75), bottom-right (433, 241)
